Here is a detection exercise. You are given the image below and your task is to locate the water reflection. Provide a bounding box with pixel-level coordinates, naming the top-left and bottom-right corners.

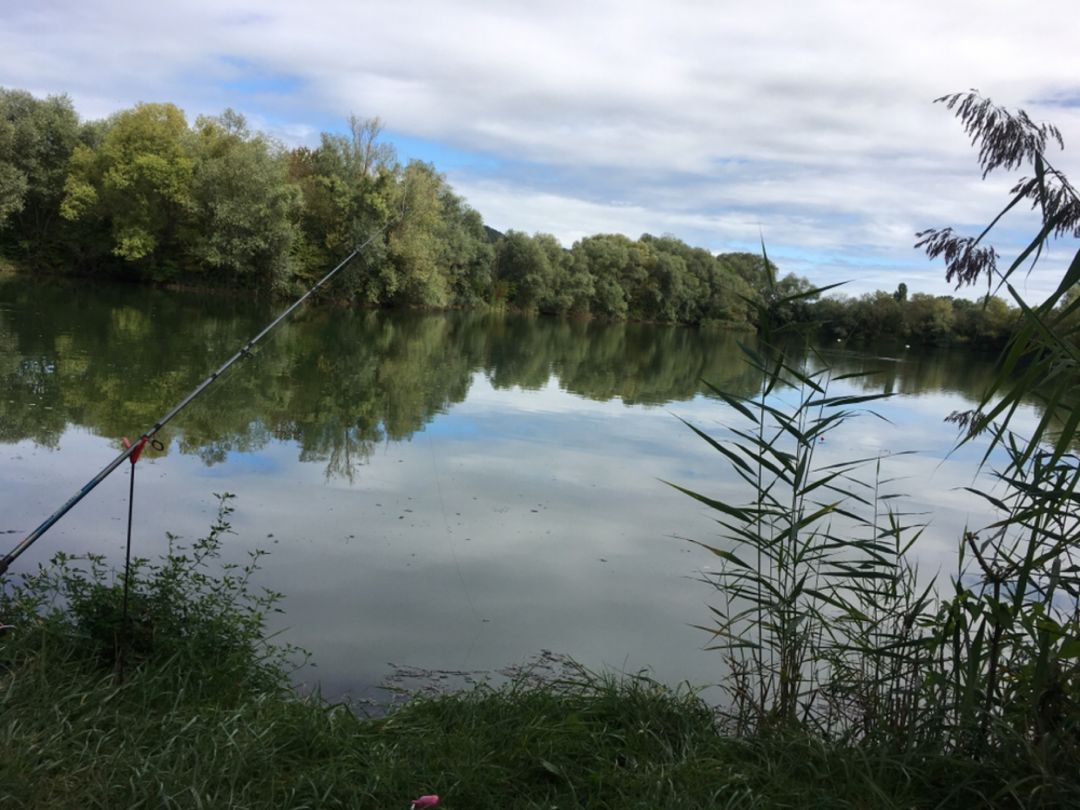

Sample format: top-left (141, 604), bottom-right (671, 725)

top-left (0, 276), bottom-right (1044, 697)
top-left (0, 278), bottom-right (1012, 483)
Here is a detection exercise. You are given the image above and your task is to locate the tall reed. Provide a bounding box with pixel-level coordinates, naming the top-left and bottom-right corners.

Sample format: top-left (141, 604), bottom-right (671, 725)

top-left (676, 94), bottom-right (1080, 803)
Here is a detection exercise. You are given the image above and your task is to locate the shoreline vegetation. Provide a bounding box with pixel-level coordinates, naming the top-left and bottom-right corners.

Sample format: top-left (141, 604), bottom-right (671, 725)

top-left (3, 91), bottom-right (1080, 806)
top-left (0, 498), bottom-right (1061, 809)
top-left (0, 86), bottom-right (1042, 350)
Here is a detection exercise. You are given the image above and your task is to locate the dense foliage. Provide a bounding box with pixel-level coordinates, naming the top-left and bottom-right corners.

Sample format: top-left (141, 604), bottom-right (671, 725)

top-left (0, 88), bottom-right (761, 327)
top-left (809, 286), bottom-right (1020, 349)
top-left (2, 86), bottom-right (1029, 340)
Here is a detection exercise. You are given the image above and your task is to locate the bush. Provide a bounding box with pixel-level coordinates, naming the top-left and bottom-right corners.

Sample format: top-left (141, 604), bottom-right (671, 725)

top-left (0, 493), bottom-right (292, 695)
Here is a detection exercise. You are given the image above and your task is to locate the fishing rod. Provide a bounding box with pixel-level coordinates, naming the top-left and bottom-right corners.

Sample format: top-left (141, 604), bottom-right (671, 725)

top-left (0, 226), bottom-right (390, 577)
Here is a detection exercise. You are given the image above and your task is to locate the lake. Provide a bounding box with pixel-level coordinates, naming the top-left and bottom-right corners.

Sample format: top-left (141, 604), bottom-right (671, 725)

top-left (0, 276), bottom-right (1034, 699)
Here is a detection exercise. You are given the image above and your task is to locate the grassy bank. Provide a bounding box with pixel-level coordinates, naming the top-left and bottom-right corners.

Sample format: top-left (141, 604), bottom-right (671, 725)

top-left (0, 499), bottom-right (1070, 809)
top-left (0, 660), bottom-right (1008, 810)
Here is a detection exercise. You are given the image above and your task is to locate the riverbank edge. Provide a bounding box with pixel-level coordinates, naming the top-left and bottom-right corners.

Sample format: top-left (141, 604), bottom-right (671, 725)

top-left (0, 261), bottom-right (756, 330)
top-left (2, 506), bottom-right (1067, 809)
top-left (0, 643), bottom-right (1011, 810)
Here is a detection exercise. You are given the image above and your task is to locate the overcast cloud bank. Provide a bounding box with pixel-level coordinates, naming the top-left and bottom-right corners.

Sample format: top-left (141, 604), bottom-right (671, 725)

top-left (3, 0), bottom-right (1079, 296)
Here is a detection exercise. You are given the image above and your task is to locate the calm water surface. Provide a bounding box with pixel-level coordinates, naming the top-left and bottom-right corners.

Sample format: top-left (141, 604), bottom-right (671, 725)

top-left (0, 277), bottom-right (1036, 698)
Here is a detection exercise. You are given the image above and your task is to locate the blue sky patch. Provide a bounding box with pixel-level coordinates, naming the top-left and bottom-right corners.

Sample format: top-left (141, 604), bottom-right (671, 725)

top-left (196, 450), bottom-right (280, 477)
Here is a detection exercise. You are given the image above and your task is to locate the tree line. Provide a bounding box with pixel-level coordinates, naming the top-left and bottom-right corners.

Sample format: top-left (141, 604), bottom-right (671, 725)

top-left (0, 88), bottom-right (764, 327)
top-left (0, 87), bottom-right (1035, 343)
top-left (781, 283), bottom-right (1023, 350)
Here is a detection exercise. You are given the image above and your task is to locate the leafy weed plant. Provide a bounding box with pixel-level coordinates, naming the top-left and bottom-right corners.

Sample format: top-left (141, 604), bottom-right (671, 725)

top-left (0, 493), bottom-right (293, 696)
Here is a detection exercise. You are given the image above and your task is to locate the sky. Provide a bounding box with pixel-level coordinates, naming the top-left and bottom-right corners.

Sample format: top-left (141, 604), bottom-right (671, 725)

top-left (3, 0), bottom-right (1079, 297)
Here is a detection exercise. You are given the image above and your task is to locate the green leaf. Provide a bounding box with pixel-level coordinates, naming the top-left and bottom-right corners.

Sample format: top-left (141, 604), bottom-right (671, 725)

top-left (1059, 639), bottom-right (1080, 658)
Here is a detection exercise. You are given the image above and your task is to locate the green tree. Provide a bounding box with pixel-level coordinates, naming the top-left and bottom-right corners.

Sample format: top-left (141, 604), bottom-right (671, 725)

top-left (646, 235), bottom-right (747, 324)
top-left (61, 102), bottom-right (196, 276)
top-left (849, 290), bottom-right (903, 341)
top-left (643, 249), bottom-right (688, 322)
top-left (495, 230), bottom-right (554, 310)
top-left (904, 293), bottom-right (954, 344)
top-left (716, 251), bottom-right (779, 299)
top-left (570, 234), bottom-right (635, 319)
top-left (540, 239), bottom-right (592, 316)
top-left (386, 160), bottom-right (450, 307)
top-left (638, 236), bottom-right (697, 322)
top-left (440, 192), bottom-right (494, 307)
top-left (951, 295), bottom-right (1016, 349)
top-left (287, 117), bottom-right (397, 294)
top-left (533, 233), bottom-right (574, 314)
top-left (813, 295), bottom-right (858, 340)
top-left (716, 251), bottom-right (808, 326)
top-left (189, 110), bottom-right (300, 286)
top-left (0, 89), bottom-right (80, 261)
top-left (0, 152), bottom-right (26, 230)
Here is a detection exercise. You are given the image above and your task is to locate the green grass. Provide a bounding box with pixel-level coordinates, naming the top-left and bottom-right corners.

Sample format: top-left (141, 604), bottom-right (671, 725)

top-left (0, 641), bottom-right (1023, 810)
top-left (0, 496), bottom-right (1060, 809)
top-left (0, 499), bottom-right (1057, 807)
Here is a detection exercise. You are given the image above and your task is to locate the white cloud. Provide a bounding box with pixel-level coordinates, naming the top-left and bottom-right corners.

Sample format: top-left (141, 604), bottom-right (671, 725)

top-left (3, 0), bottom-right (1080, 296)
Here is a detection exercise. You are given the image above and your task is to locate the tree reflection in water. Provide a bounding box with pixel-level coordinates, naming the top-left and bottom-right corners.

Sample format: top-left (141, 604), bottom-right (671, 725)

top-left (0, 277), bottom-right (1025, 482)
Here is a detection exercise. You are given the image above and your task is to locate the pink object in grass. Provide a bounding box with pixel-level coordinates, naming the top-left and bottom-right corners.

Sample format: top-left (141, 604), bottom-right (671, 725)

top-left (410, 796), bottom-right (439, 809)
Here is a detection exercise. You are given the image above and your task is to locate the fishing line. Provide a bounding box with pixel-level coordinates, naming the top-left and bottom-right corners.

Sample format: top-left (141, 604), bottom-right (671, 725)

top-left (116, 435), bottom-right (149, 681)
top-left (0, 223), bottom-right (394, 576)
